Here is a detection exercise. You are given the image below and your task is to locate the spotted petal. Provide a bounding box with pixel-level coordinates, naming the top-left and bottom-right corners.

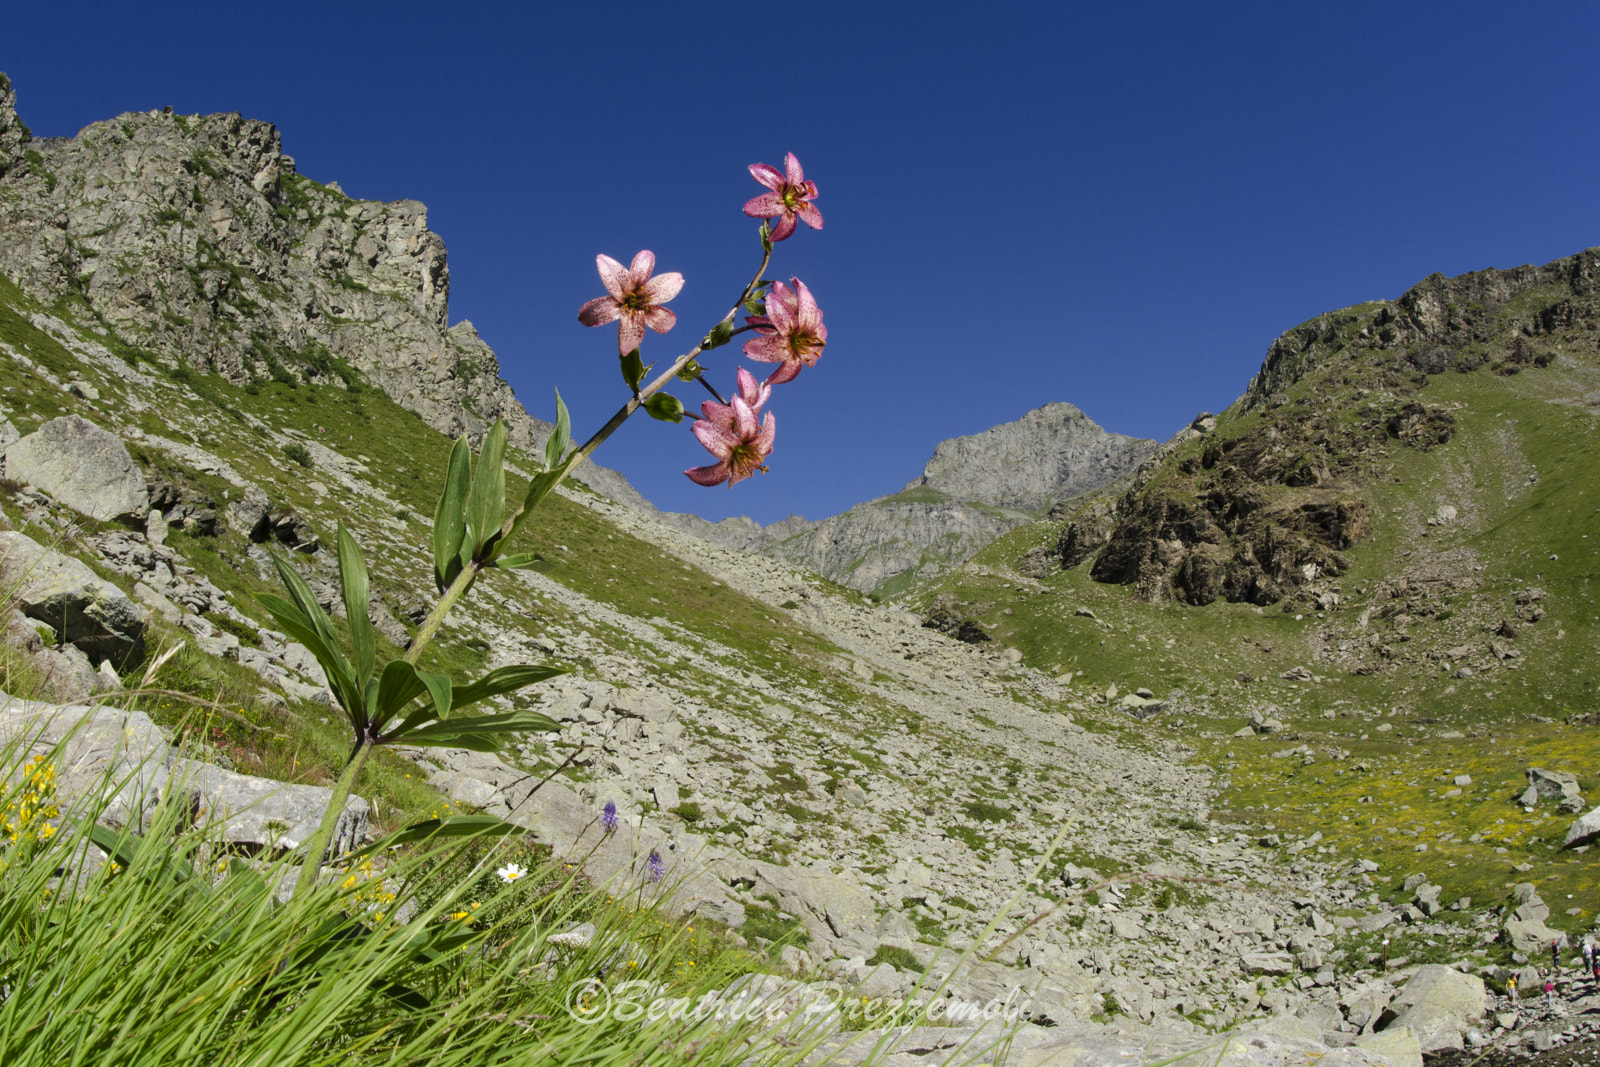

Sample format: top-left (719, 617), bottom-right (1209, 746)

top-left (577, 295), bottom-right (620, 327)
top-left (749, 162), bottom-right (785, 190)
top-left (595, 254), bottom-right (629, 300)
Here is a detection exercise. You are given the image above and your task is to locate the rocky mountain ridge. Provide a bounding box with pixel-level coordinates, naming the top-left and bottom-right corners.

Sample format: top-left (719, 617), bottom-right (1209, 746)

top-left (0, 73), bottom-right (646, 510)
top-left (668, 402), bottom-right (1158, 597)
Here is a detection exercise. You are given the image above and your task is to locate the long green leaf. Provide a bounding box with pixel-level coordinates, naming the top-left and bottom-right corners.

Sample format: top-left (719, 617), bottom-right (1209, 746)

top-left (372, 659), bottom-right (427, 722)
top-left (401, 710), bottom-right (558, 751)
top-left (336, 523), bottom-right (375, 690)
top-left (432, 437), bottom-right (471, 590)
top-left (256, 591), bottom-right (360, 717)
top-left (465, 419), bottom-right (507, 560)
top-left (269, 552), bottom-right (338, 654)
top-left (416, 669), bottom-right (452, 721)
top-left (450, 664), bottom-right (569, 713)
top-left (544, 389), bottom-right (571, 470)
top-left (345, 814), bottom-right (532, 860)
top-left (491, 551), bottom-right (543, 570)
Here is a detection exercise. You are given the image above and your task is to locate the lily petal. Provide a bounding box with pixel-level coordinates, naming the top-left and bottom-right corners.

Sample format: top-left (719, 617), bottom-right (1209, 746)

top-left (642, 307), bottom-right (677, 334)
top-left (685, 462), bottom-right (731, 486)
top-left (748, 162), bottom-right (784, 190)
top-left (784, 152), bottom-right (805, 186)
top-left (743, 192), bottom-right (784, 219)
top-left (741, 335), bottom-right (791, 363)
top-left (577, 295), bottom-right (621, 327)
top-left (764, 361), bottom-right (802, 386)
top-left (617, 314), bottom-right (646, 356)
top-left (794, 200), bottom-right (824, 231)
top-left (628, 249), bottom-right (656, 288)
top-left (596, 254), bottom-right (629, 300)
top-left (639, 271), bottom-right (684, 303)
top-left (769, 213), bottom-right (798, 242)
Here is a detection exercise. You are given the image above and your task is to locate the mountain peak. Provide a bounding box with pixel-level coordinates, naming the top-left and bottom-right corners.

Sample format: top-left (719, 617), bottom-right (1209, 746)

top-left (904, 401), bottom-right (1157, 513)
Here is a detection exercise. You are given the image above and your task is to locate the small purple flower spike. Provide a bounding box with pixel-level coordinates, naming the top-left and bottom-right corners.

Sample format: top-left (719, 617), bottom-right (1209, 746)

top-left (602, 800), bottom-right (618, 834)
top-left (647, 850), bottom-right (664, 883)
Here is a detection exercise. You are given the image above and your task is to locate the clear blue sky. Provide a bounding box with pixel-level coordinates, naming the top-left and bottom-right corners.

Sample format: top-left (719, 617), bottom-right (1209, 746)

top-left (6, 2), bottom-right (1600, 524)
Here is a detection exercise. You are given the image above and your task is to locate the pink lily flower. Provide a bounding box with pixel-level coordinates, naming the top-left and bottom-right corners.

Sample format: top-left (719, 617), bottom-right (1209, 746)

top-left (698, 367), bottom-right (771, 429)
top-left (577, 250), bottom-right (684, 355)
top-left (685, 396), bottom-right (775, 487)
top-left (742, 278), bottom-right (827, 385)
top-left (743, 153), bottom-right (822, 242)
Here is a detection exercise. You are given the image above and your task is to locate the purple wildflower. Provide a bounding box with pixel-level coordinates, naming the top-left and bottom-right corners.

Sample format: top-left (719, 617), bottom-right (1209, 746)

top-left (601, 800), bottom-right (618, 834)
top-left (647, 850), bottom-right (664, 883)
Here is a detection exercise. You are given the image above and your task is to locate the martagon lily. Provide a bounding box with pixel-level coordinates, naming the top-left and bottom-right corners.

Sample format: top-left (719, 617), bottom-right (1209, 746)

top-left (698, 367), bottom-right (770, 431)
top-left (577, 250), bottom-right (684, 355)
top-left (742, 278), bottom-right (826, 385)
top-left (685, 394), bottom-right (775, 487)
top-left (743, 152), bottom-right (822, 242)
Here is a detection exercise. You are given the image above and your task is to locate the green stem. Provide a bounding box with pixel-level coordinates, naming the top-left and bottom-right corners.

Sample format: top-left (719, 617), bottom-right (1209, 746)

top-left (291, 738), bottom-right (374, 902)
top-left (403, 563), bottom-right (477, 666)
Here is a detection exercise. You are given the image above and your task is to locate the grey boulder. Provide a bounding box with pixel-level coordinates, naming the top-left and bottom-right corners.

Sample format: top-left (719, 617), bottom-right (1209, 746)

top-left (4, 415), bottom-right (148, 521)
top-left (1381, 964), bottom-right (1487, 1053)
top-left (0, 531), bottom-right (148, 666)
top-left (0, 695), bottom-right (368, 856)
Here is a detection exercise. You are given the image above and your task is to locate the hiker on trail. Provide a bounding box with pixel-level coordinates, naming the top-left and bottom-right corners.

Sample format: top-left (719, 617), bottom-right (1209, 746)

top-left (1583, 942), bottom-right (1592, 971)
top-left (1508, 974), bottom-right (1519, 1007)
top-left (1592, 955), bottom-right (1599, 986)
top-left (1553, 939), bottom-right (1562, 970)
top-left (1545, 975), bottom-right (1555, 1014)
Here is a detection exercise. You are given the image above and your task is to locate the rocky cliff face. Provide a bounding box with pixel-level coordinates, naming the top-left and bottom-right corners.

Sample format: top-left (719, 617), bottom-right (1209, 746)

top-left (0, 81), bottom-right (645, 509)
top-left (1049, 248), bottom-right (1598, 608)
top-left (670, 403), bottom-right (1157, 596)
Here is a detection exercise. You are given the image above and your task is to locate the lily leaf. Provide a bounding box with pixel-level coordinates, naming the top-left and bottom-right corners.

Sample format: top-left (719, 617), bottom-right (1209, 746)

top-left (492, 551), bottom-right (543, 569)
top-left (347, 814), bottom-right (532, 859)
top-left (417, 669), bottom-right (452, 721)
top-left (336, 523), bottom-right (375, 689)
top-left (451, 664), bottom-right (568, 714)
top-left (620, 349), bottom-right (645, 393)
top-left (432, 437), bottom-right (471, 591)
top-left (700, 319), bottom-right (734, 351)
top-left (644, 393), bottom-right (684, 423)
top-left (372, 659), bottom-right (427, 721)
top-left (544, 390), bottom-right (571, 470)
top-left (465, 419), bottom-right (507, 559)
top-left (401, 710), bottom-right (558, 752)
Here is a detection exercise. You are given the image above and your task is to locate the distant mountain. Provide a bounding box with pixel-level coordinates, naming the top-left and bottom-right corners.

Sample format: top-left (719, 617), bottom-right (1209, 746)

top-left (665, 402), bottom-right (1158, 596)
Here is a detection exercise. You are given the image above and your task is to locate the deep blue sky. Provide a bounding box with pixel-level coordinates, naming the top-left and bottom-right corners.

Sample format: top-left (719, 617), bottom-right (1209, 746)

top-left (6, 2), bottom-right (1600, 524)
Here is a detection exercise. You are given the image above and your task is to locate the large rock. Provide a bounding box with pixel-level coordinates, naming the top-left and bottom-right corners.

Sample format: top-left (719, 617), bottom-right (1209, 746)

top-left (1564, 805), bottom-right (1600, 849)
top-left (4, 416), bottom-right (148, 521)
top-left (0, 531), bottom-right (148, 666)
top-left (1381, 964), bottom-right (1486, 1053)
top-left (716, 854), bottom-right (879, 958)
top-left (0, 695), bottom-right (368, 855)
top-left (1522, 768), bottom-right (1585, 813)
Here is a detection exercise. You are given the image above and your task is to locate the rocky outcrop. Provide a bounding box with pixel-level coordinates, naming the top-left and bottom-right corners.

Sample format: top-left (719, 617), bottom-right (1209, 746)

top-left (4, 415), bottom-right (148, 520)
top-left (0, 73), bottom-right (27, 178)
top-left (668, 403), bottom-right (1156, 595)
top-left (1049, 252), bottom-right (1595, 608)
top-left (0, 79), bottom-right (645, 511)
top-left (0, 530), bottom-right (149, 666)
top-left (0, 694), bottom-right (369, 855)
top-left (903, 402), bottom-right (1160, 511)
